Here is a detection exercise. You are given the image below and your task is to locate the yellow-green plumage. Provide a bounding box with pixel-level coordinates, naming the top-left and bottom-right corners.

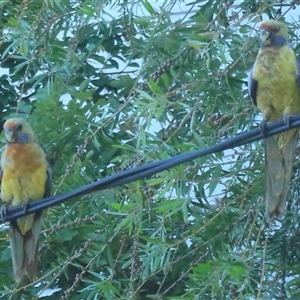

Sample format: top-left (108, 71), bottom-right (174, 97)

top-left (249, 20), bottom-right (300, 220)
top-left (253, 45), bottom-right (300, 121)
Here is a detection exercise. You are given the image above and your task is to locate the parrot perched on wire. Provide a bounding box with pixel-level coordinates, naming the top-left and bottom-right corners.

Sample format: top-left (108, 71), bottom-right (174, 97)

top-left (0, 118), bottom-right (51, 283)
top-left (248, 20), bottom-right (300, 220)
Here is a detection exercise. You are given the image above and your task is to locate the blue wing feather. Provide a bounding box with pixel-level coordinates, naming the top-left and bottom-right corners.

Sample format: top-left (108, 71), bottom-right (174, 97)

top-left (297, 58), bottom-right (300, 88)
top-left (248, 67), bottom-right (257, 107)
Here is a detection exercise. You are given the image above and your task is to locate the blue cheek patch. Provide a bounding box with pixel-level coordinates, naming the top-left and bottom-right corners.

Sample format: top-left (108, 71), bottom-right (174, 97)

top-left (260, 35), bottom-right (287, 48)
top-left (16, 132), bottom-right (29, 144)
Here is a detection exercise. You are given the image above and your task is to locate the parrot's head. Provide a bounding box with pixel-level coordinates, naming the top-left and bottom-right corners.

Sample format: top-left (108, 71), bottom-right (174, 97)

top-left (259, 20), bottom-right (288, 48)
top-left (3, 118), bottom-right (35, 144)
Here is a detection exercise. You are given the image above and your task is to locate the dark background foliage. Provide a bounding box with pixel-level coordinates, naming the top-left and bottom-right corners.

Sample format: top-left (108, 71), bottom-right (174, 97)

top-left (0, 0), bottom-right (300, 299)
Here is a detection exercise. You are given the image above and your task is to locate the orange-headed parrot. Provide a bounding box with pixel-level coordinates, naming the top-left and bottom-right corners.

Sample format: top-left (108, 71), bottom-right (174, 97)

top-left (248, 20), bottom-right (300, 220)
top-left (0, 118), bottom-right (51, 283)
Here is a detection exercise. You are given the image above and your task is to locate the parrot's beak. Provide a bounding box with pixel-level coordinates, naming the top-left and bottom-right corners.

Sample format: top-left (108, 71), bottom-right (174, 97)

top-left (5, 128), bottom-right (15, 143)
top-left (260, 28), bottom-right (271, 45)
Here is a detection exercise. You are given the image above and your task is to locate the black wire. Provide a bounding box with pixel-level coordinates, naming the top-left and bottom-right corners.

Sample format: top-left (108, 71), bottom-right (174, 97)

top-left (2, 115), bottom-right (300, 223)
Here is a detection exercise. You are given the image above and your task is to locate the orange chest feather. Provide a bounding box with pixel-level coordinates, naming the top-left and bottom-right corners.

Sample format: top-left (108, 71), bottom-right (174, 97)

top-left (2, 143), bottom-right (46, 171)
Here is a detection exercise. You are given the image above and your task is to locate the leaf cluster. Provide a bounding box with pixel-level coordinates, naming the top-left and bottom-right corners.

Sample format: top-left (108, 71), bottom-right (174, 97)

top-left (0, 0), bottom-right (300, 299)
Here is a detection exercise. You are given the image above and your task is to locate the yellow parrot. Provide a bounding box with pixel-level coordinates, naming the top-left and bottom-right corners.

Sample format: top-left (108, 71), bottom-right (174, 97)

top-left (0, 118), bottom-right (51, 283)
top-left (248, 20), bottom-right (300, 220)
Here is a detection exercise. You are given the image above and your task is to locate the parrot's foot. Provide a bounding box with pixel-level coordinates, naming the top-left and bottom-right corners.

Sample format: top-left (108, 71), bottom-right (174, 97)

top-left (22, 200), bottom-right (30, 213)
top-left (0, 203), bottom-right (8, 221)
top-left (259, 120), bottom-right (267, 136)
top-left (283, 113), bottom-right (292, 129)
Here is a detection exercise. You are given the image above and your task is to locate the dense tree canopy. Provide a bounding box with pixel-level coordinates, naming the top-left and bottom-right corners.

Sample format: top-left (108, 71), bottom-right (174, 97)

top-left (0, 0), bottom-right (300, 299)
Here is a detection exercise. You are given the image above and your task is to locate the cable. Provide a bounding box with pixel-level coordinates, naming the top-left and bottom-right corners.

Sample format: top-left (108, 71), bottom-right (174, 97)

top-left (2, 115), bottom-right (300, 223)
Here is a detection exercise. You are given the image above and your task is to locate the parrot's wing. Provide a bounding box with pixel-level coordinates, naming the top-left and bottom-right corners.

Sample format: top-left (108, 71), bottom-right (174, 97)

top-left (248, 67), bottom-right (258, 107)
top-left (44, 161), bottom-right (52, 198)
top-left (0, 163), bottom-right (5, 221)
top-left (0, 163), bottom-right (2, 182)
top-left (297, 58), bottom-right (300, 87)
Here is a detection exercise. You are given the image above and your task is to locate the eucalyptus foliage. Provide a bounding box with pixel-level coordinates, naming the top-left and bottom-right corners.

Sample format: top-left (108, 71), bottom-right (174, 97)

top-left (0, 1), bottom-right (300, 299)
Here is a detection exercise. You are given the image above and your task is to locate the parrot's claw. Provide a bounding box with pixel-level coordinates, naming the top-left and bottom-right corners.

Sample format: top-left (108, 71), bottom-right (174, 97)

top-left (259, 120), bottom-right (268, 136)
top-left (22, 200), bottom-right (30, 213)
top-left (283, 113), bottom-right (292, 129)
top-left (0, 203), bottom-right (8, 221)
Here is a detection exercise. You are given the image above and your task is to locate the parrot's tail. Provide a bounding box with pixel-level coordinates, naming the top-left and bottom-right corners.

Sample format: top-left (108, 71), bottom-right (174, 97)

top-left (264, 128), bottom-right (299, 220)
top-left (9, 213), bottom-right (42, 283)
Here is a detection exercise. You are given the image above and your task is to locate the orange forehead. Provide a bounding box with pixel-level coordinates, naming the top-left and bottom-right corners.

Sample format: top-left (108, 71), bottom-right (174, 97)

top-left (259, 23), bottom-right (275, 31)
top-left (3, 120), bottom-right (19, 130)
top-left (3, 118), bottom-right (26, 130)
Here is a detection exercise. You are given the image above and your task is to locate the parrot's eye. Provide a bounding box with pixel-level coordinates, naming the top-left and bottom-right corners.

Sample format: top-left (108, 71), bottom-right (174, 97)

top-left (273, 26), bottom-right (280, 32)
top-left (17, 124), bottom-right (23, 131)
